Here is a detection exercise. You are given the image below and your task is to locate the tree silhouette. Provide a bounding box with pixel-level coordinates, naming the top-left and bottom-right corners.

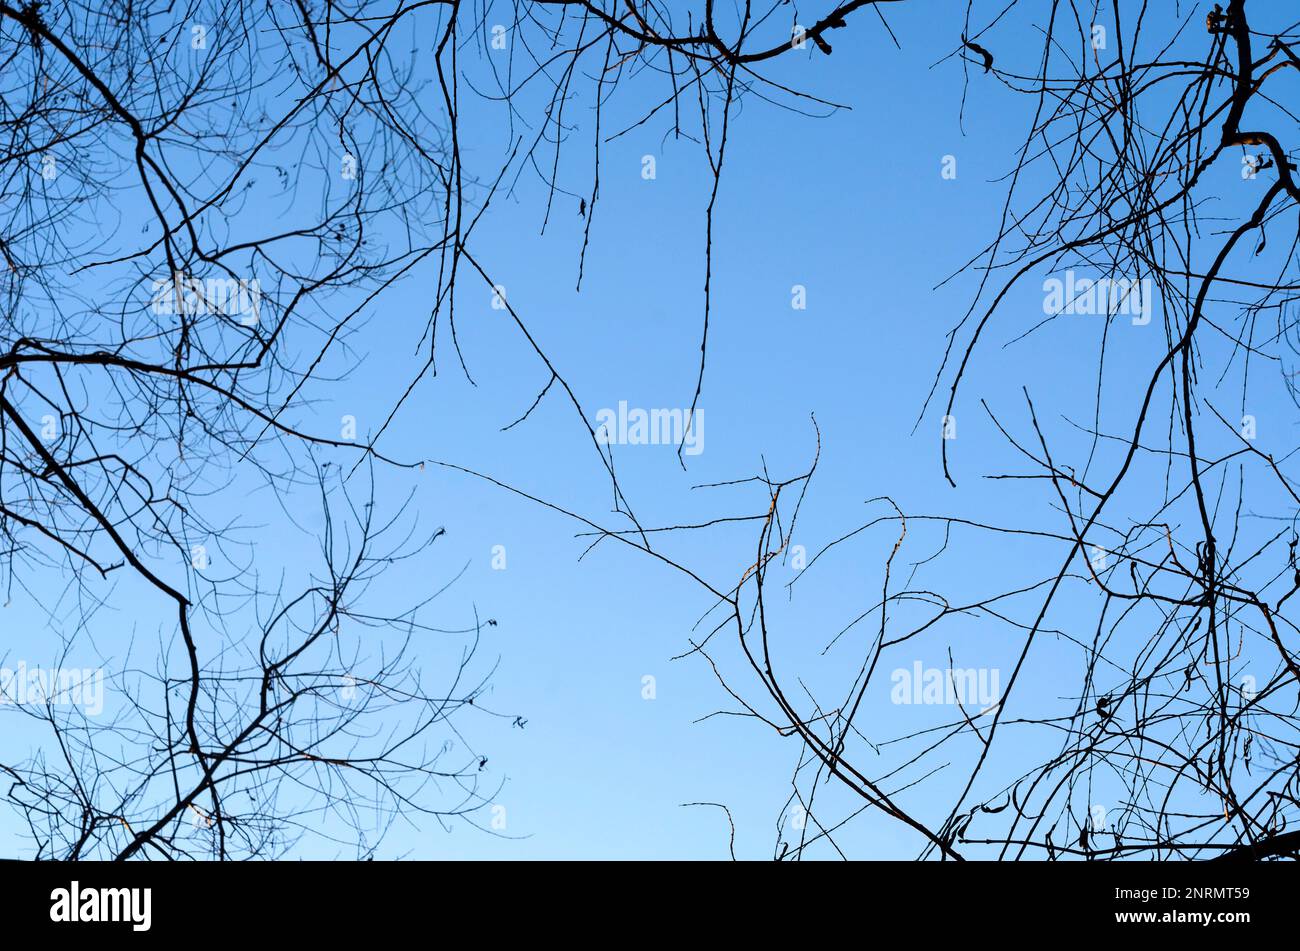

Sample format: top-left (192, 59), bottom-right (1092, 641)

top-left (3, 0), bottom-right (1298, 862)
